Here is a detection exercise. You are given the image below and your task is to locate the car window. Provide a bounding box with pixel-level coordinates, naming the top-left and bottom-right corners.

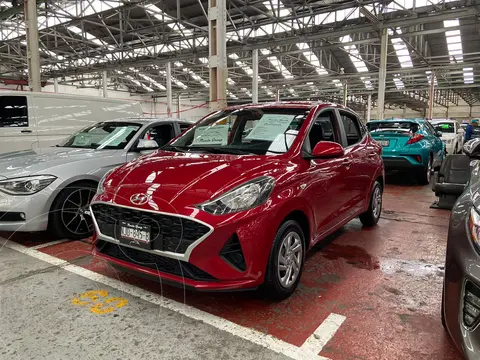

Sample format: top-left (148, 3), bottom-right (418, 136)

top-left (0, 96), bottom-right (28, 127)
top-left (144, 124), bottom-right (174, 147)
top-left (433, 122), bottom-right (455, 134)
top-left (179, 123), bottom-right (192, 132)
top-left (340, 111), bottom-right (362, 146)
top-left (307, 111), bottom-right (339, 150)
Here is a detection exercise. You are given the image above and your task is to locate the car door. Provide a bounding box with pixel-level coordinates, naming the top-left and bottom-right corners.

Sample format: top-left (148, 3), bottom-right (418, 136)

top-left (126, 122), bottom-right (176, 162)
top-left (0, 94), bottom-right (38, 153)
top-left (336, 109), bottom-right (373, 216)
top-left (301, 108), bottom-right (354, 241)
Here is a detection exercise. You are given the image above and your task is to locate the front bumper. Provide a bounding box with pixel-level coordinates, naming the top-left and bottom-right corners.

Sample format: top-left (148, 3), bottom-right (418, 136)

top-left (444, 194), bottom-right (480, 359)
top-left (90, 200), bottom-right (279, 291)
top-left (0, 191), bottom-right (52, 232)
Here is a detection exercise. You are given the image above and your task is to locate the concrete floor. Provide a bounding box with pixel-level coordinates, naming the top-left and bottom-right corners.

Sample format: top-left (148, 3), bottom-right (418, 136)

top-left (0, 178), bottom-right (463, 360)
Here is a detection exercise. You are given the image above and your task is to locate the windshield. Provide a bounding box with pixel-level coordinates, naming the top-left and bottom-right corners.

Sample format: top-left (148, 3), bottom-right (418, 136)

top-left (433, 122), bottom-right (455, 134)
top-left (59, 122), bottom-right (142, 149)
top-left (367, 121), bottom-right (419, 134)
top-left (168, 107), bottom-right (310, 155)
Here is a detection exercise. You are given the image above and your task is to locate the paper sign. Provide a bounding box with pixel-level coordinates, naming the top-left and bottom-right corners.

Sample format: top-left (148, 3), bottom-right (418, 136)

top-left (245, 114), bottom-right (295, 141)
top-left (191, 125), bottom-right (229, 145)
top-left (441, 124), bottom-right (450, 129)
top-left (266, 130), bottom-right (299, 154)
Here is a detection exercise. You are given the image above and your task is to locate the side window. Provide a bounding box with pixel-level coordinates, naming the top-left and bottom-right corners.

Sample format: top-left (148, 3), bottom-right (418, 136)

top-left (307, 111), bottom-right (339, 150)
top-left (144, 124), bottom-right (174, 147)
top-left (340, 112), bottom-right (362, 146)
top-left (179, 123), bottom-right (191, 133)
top-left (0, 96), bottom-right (28, 127)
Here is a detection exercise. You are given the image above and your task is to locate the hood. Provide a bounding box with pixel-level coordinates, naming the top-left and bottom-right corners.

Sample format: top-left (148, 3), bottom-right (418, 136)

top-left (105, 151), bottom-right (289, 210)
top-left (0, 147), bottom-right (119, 178)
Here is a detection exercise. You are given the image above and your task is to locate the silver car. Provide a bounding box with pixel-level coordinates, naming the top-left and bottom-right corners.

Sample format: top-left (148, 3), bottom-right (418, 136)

top-left (0, 117), bottom-right (192, 239)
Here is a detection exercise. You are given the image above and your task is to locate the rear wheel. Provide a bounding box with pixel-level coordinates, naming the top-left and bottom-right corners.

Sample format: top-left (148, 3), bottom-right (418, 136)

top-left (359, 181), bottom-right (382, 227)
top-left (418, 155), bottom-right (433, 185)
top-left (49, 182), bottom-right (97, 240)
top-left (262, 220), bottom-right (305, 300)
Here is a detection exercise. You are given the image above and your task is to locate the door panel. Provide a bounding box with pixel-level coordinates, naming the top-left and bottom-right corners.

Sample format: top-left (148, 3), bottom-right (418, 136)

top-left (0, 95), bottom-right (39, 153)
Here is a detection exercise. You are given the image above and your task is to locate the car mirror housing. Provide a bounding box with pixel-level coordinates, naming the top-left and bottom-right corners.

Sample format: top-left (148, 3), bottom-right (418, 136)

top-left (135, 139), bottom-right (159, 151)
top-left (458, 128), bottom-right (465, 134)
top-left (464, 138), bottom-right (480, 158)
top-left (307, 141), bottom-right (345, 159)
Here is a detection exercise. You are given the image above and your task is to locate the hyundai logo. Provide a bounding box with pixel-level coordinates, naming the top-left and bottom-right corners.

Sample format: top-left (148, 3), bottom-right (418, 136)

top-left (130, 193), bottom-right (150, 205)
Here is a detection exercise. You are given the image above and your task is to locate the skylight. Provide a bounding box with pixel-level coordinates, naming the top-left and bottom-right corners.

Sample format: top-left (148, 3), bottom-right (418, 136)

top-left (261, 85), bottom-right (275, 97)
top-left (393, 76), bottom-right (405, 89)
top-left (389, 28), bottom-right (413, 68)
top-left (332, 79), bottom-right (343, 88)
top-left (241, 88), bottom-right (253, 97)
top-left (443, 19), bottom-right (473, 85)
top-left (361, 77), bottom-right (374, 90)
top-left (426, 71), bottom-right (438, 86)
top-left (260, 49), bottom-right (294, 79)
top-left (296, 43), bottom-right (328, 76)
top-left (129, 68), bottom-right (166, 91)
top-left (116, 70), bottom-right (154, 92)
top-left (182, 68), bottom-right (209, 88)
top-left (228, 54), bottom-right (262, 82)
top-left (340, 36), bottom-right (369, 73)
top-left (68, 25), bottom-right (114, 49)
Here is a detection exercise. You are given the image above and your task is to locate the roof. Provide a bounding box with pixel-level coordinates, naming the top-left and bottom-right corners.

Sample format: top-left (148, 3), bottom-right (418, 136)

top-left (103, 117), bottom-right (191, 124)
top-left (225, 101), bottom-right (344, 111)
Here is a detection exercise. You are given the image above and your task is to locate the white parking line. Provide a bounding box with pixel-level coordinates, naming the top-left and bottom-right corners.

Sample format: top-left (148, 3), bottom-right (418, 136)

top-left (3, 239), bottom-right (344, 360)
top-left (31, 239), bottom-right (69, 250)
top-left (301, 313), bottom-right (346, 355)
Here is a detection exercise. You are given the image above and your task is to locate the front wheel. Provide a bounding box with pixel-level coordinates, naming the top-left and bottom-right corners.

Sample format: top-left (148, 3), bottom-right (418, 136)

top-left (359, 181), bottom-right (382, 227)
top-left (262, 220), bottom-right (305, 300)
top-left (417, 155), bottom-right (433, 185)
top-left (49, 182), bottom-right (97, 240)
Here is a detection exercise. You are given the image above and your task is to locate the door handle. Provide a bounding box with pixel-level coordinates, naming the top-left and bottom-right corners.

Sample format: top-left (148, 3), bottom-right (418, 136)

top-left (342, 158), bottom-right (352, 167)
top-left (21, 129), bottom-right (32, 133)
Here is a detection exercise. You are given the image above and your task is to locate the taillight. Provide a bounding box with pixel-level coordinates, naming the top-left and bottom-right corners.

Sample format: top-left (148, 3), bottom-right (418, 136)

top-left (406, 134), bottom-right (424, 144)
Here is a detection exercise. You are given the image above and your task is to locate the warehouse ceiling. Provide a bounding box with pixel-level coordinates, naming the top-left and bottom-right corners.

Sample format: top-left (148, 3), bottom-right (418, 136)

top-left (0, 0), bottom-right (479, 112)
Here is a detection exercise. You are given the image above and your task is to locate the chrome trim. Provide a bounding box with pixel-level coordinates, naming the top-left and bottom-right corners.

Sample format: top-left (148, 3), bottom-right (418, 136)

top-left (90, 200), bottom-right (214, 262)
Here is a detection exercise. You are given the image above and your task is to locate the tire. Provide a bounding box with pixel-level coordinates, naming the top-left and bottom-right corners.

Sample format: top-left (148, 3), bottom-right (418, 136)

top-left (417, 155), bottom-right (433, 185)
top-left (441, 283), bottom-right (447, 330)
top-left (262, 220), bottom-right (305, 300)
top-left (359, 181), bottom-right (382, 227)
top-left (49, 182), bottom-right (97, 240)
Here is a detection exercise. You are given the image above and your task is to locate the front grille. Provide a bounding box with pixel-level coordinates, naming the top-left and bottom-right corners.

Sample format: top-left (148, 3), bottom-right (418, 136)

top-left (220, 234), bottom-right (246, 272)
top-left (463, 281), bottom-right (480, 329)
top-left (96, 240), bottom-right (216, 281)
top-left (91, 203), bottom-right (210, 254)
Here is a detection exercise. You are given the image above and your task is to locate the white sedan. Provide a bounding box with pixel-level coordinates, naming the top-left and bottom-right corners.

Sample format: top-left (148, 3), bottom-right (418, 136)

top-left (431, 119), bottom-right (464, 154)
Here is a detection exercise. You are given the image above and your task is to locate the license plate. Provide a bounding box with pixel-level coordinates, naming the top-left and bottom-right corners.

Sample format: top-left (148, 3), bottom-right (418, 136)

top-left (377, 140), bottom-right (389, 147)
top-left (119, 221), bottom-right (151, 243)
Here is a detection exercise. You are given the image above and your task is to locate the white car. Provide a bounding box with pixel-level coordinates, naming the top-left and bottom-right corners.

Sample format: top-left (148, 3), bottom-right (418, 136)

top-left (430, 119), bottom-right (464, 154)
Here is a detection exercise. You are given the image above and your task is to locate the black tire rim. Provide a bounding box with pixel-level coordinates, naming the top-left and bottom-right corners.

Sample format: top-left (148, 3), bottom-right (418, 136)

top-left (60, 188), bottom-right (95, 236)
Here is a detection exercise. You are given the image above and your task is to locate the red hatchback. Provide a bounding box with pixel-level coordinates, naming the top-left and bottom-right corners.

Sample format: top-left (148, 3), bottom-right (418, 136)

top-left (90, 102), bottom-right (384, 299)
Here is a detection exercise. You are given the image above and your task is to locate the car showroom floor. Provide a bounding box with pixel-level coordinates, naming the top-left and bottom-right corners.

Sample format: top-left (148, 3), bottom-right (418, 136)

top-left (0, 178), bottom-right (461, 360)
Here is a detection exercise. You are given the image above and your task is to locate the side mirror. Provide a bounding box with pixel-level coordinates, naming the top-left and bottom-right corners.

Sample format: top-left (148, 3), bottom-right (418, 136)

top-left (436, 131), bottom-right (442, 138)
top-left (135, 139), bottom-right (159, 151)
top-left (309, 141), bottom-right (345, 158)
top-left (457, 128), bottom-right (465, 134)
top-left (463, 138), bottom-right (480, 158)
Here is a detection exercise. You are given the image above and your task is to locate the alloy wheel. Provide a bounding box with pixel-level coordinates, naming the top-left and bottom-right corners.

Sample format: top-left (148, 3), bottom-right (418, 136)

top-left (277, 231), bottom-right (303, 288)
top-left (61, 188), bottom-right (95, 236)
top-left (372, 186), bottom-right (382, 220)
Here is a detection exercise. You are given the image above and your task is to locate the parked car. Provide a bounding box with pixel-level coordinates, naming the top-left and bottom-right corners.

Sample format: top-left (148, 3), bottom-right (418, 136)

top-left (0, 91), bottom-right (144, 153)
top-left (0, 117), bottom-right (192, 239)
top-left (430, 119), bottom-right (464, 154)
top-left (367, 119), bottom-right (445, 184)
top-left (90, 102), bottom-right (384, 299)
top-left (442, 138), bottom-right (480, 359)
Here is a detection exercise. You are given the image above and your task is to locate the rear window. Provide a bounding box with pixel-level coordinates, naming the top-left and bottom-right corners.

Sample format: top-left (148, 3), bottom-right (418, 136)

top-left (367, 121), bottom-right (419, 134)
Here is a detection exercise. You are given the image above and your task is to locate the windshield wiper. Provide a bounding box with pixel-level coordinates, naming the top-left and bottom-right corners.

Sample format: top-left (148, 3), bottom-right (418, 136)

top-left (163, 145), bottom-right (189, 153)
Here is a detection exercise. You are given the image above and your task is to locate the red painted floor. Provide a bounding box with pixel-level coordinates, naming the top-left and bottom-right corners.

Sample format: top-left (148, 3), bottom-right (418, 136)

top-left (5, 179), bottom-right (462, 360)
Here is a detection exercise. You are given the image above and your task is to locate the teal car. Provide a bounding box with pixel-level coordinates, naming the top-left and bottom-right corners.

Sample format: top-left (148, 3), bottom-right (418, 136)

top-left (366, 119), bottom-right (446, 184)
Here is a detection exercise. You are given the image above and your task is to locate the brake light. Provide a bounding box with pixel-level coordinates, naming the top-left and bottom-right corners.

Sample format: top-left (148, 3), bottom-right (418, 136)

top-left (406, 134), bottom-right (424, 144)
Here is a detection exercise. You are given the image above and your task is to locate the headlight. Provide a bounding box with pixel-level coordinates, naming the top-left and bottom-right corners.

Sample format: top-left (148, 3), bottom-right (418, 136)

top-left (198, 176), bottom-right (275, 215)
top-left (469, 207), bottom-right (480, 248)
top-left (97, 167), bottom-right (119, 195)
top-left (0, 175), bottom-right (57, 195)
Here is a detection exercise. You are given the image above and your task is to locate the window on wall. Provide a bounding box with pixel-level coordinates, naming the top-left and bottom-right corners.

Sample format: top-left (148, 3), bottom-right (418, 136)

top-left (0, 96), bottom-right (28, 127)
top-left (340, 111), bottom-right (362, 146)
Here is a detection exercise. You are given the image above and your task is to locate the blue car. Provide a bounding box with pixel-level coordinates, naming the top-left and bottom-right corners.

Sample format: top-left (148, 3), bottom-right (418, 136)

top-left (366, 119), bottom-right (446, 184)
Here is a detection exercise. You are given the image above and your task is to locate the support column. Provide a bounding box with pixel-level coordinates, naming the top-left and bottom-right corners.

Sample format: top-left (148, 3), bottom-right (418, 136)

top-left (208, 0), bottom-right (227, 111)
top-left (376, 28), bottom-right (388, 120)
top-left (428, 71), bottom-right (436, 119)
top-left (252, 49), bottom-right (259, 103)
top-left (367, 94), bottom-right (372, 122)
top-left (24, 0), bottom-right (41, 92)
top-left (102, 71), bottom-right (108, 97)
top-left (177, 94), bottom-right (181, 119)
top-left (402, 103), bottom-right (407, 118)
top-left (275, 89), bottom-right (280, 102)
top-left (343, 80), bottom-right (348, 107)
top-left (166, 62), bottom-right (173, 117)
top-left (53, 78), bottom-right (59, 93)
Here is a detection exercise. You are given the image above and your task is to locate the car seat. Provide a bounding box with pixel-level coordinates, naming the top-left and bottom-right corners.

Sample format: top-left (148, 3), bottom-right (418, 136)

top-left (431, 154), bottom-right (471, 210)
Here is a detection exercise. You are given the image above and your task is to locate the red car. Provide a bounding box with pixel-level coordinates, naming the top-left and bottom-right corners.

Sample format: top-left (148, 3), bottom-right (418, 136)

top-left (90, 102), bottom-right (384, 299)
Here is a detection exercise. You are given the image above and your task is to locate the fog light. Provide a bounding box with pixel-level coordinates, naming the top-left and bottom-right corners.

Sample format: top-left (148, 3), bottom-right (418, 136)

top-left (464, 281), bottom-right (480, 328)
top-left (20, 213), bottom-right (25, 220)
